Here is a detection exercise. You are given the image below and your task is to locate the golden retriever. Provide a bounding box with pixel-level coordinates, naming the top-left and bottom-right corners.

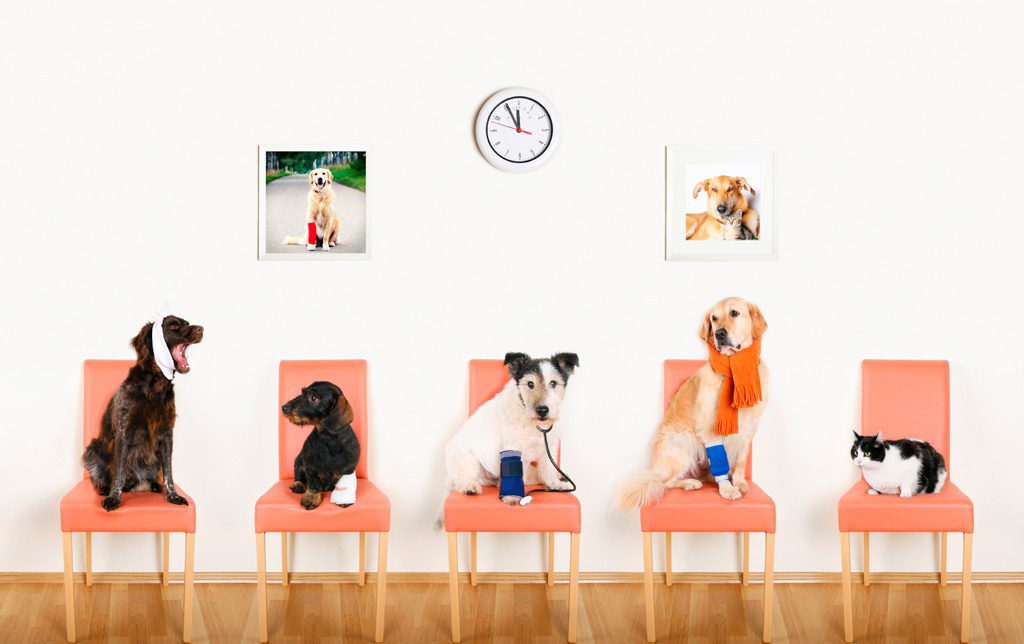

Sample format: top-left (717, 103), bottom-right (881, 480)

top-left (685, 176), bottom-right (760, 241)
top-left (618, 297), bottom-right (769, 508)
top-left (282, 168), bottom-right (340, 251)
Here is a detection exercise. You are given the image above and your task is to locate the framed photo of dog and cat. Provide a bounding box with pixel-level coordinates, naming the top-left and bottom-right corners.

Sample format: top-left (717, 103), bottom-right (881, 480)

top-left (665, 145), bottom-right (777, 261)
top-left (258, 146), bottom-right (369, 261)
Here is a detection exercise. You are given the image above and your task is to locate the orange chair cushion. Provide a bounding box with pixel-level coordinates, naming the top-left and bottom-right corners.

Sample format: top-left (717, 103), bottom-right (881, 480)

top-left (60, 479), bottom-right (196, 533)
top-left (255, 479), bottom-right (390, 533)
top-left (640, 483), bottom-right (775, 533)
top-left (838, 479), bottom-right (973, 533)
top-left (444, 486), bottom-right (581, 533)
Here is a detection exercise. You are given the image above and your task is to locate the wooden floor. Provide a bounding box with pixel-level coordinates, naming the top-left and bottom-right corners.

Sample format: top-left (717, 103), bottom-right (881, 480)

top-left (2, 580), bottom-right (1021, 643)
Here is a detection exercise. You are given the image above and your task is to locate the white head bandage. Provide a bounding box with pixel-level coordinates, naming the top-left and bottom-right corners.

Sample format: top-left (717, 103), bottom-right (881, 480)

top-left (151, 317), bottom-right (176, 381)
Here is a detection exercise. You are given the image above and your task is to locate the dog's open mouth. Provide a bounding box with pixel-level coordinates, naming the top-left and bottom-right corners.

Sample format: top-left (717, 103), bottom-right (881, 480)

top-left (171, 344), bottom-right (192, 373)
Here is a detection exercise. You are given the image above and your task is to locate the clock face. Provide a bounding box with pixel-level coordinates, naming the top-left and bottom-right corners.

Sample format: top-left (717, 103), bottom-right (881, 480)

top-left (484, 96), bottom-right (553, 164)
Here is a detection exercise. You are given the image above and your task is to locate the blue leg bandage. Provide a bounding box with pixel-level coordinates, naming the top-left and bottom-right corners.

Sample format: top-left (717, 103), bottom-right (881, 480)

top-left (706, 442), bottom-right (730, 483)
top-left (499, 450), bottom-right (525, 499)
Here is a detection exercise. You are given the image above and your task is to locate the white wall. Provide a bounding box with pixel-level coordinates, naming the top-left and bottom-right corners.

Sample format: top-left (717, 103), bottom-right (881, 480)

top-left (2, 0), bottom-right (1022, 577)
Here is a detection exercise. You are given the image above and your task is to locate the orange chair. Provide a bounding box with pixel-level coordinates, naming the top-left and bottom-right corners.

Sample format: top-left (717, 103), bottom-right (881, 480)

top-left (254, 360), bottom-right (390, 643)
top-left (639, 360), bottom-right (776, 643)
top-left (443, 360), bottom-right (581, 643)
top-left (838, 360), bottom-right (974, 642)
top-left (59, 360), bottom-right (197, 642)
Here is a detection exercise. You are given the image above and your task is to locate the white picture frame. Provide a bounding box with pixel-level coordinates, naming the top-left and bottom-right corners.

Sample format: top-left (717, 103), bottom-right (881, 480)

top-left (258, 145), bottom-right (370, 261)
top-left (665, 145), bottom-right (776, 261)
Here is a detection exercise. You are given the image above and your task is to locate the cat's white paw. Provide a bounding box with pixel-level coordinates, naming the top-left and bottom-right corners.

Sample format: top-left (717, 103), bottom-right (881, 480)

top-left (867, 489), bottom-right (880, 495)
top-left (718, 481), bottom-right (741, 501)
top-left (899, 490), bottom-right (913, 498)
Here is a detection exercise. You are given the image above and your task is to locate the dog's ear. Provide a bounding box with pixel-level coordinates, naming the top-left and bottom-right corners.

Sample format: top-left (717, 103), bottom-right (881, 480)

top-left (748, 302), bottom-right (768, 340)
top-left (131, 322), bottom-right (154, 364)
top-left (692, 179), bottom-right (709, 199)
top-left (336, 391), bottom-right (355, 426)
top-left (551, 353), bottom-right (579, 376)
top-left (326, 167), bottom-right (334, 183)
top-left (736, 177), bottom-right (756, 196)
top-left (308, 171), bottom-right (315, 187)
top-left (504, 352), bottom-right (531, 380)
top-left (698, 310), bottom-right (713, 343)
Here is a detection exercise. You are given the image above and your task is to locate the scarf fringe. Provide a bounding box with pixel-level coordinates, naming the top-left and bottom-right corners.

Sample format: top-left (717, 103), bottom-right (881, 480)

top-left (731, 381), bottom-right (762, 409)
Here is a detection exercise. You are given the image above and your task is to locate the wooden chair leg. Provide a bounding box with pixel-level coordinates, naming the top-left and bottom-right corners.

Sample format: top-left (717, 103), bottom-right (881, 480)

top-left (183, 533), bottom-right (195, 643)
top-left (257, 533), bottom-right (268, 643)
top-left (470, 532), bottom-right (477, 587)
top-left (863, 532), bottom-right (871, 587)
top-left (961, 533), bottom-right (972, 643)
top-left (643, 532), bottom-right (655, 643)
top-left (447, 532), bottom-right (461, 643)
top-left (547, 532), bottom-right (555, 586)
top-left (62, 532), bottom-right (76, 643)
top-left (665, 532), bottom-right (672, 587)
top-left (85, 532), bottom-right (93, 587)
top-left (162, 532), bottom-right (170, 587)
top-left (763, 533), bottom-right (775, 643)
top-left (742, 532), bottom-right (750, 586)
top-left (281, 532), bottom-right (289, 587)
top-left (567, 532), bottom-right (580, 643)
top-left (374, 532), bottom-right (389, 643)
top-left (358, 532), bottom-right (366, 587)
top-left (940, 532), bottom-right (948, 586)
top-left (841, 532), bottom-right (853, 642)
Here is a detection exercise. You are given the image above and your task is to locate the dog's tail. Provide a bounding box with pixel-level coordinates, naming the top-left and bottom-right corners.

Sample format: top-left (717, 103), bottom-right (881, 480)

top-left (281, 235), bottom-right (304, 245)
top-left (617, 470), bottom-right (667, 510)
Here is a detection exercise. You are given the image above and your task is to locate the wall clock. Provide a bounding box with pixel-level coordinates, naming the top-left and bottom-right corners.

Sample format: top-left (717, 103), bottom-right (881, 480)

top-left (475, 87), bottom-right (560, 173)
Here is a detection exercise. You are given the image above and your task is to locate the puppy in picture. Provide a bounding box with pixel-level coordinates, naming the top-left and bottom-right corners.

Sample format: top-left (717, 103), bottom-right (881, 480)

top-left (618, 297), bottom-right (768, 508)
top-left (282, 168), bottom-right (340, 251)
top-left (686, 176), bottom-right (759, 241)
top-left (282, 381), bottom-right (360, 510)
top-left (445, 352), bottom-right (579, 505)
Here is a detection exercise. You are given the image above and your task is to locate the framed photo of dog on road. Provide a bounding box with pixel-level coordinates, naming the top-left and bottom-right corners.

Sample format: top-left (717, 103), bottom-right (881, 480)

top-left (258, 146), bottom-right (369, 260)
top-left (665, 145), bottom-right (776, 261)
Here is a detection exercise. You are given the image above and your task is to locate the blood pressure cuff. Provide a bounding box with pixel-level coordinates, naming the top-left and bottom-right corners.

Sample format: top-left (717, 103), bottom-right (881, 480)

top-left (706, 442), bottom-right (730, 479)
top-left (499, 450), bottom-right (526, 498)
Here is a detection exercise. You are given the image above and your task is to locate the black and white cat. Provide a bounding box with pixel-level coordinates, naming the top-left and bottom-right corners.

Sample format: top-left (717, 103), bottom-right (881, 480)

top-left (850, 431), bottom-right (947, 497)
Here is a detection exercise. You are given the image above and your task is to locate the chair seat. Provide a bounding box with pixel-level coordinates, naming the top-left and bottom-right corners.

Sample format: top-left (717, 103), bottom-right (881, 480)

top-left (255, 479), bottom-right (390, 533)
top-left (838, 479), bottom-right (973, 533)
top-left (60, 479), bottom-right (196, 533)
top-left (640, 482), bottom-right (776, 533)
top-left (444, 486), bottom-right (581, 533)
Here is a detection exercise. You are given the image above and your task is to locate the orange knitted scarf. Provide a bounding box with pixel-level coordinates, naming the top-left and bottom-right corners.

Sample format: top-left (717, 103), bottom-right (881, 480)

top-left (707, 338), bottom-right (763, 436)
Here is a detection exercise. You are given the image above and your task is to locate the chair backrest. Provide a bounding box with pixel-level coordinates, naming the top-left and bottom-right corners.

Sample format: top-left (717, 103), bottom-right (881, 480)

top-left (468, 359), bottom-right (512, 415)
top-left (278, 360), bottom-right (368, 479)
top-left (664, 359), bottom-right (753, 479)
top-left (82, 360), bottom-right (134, 479)
top-left (861, 359), bottom-right (950, 471)
top-left (468, 359), bottom-right (561, 463)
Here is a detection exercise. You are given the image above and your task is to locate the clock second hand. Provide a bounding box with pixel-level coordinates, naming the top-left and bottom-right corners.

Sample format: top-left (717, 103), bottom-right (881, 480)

top-left (492, 121), bottom-right (532, 135)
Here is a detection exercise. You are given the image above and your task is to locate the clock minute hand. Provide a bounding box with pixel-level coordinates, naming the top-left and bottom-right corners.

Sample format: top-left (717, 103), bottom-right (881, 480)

top-left (504, 104), bottom-right (519, 130)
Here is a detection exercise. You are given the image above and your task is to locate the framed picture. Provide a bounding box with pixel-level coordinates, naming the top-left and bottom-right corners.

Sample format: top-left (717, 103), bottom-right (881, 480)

top-left (665, 145), bottom-right (776, 261)
top-left (258, 146), bottom-right (369, 260)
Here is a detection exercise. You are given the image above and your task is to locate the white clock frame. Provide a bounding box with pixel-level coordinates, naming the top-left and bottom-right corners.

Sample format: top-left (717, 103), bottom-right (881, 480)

top-left (474, 87), bottom-right (560, 173)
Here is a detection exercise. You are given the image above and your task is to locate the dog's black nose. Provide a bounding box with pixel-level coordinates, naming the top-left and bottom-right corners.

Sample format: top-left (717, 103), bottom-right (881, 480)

top-left (716, 204), bottom-right (728, 214)
top-left (282, 403), bottom-right (292, 414)
top-left (536, 405), bottom-right (549, 418)
top-left (714, 328), bottom-right (728, 341)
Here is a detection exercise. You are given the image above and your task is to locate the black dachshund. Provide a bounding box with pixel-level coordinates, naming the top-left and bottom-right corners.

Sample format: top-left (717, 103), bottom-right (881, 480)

top-left (83, 316), bottom-right (204, 511)
top-left (282, 381), bottom-right (361, 510)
